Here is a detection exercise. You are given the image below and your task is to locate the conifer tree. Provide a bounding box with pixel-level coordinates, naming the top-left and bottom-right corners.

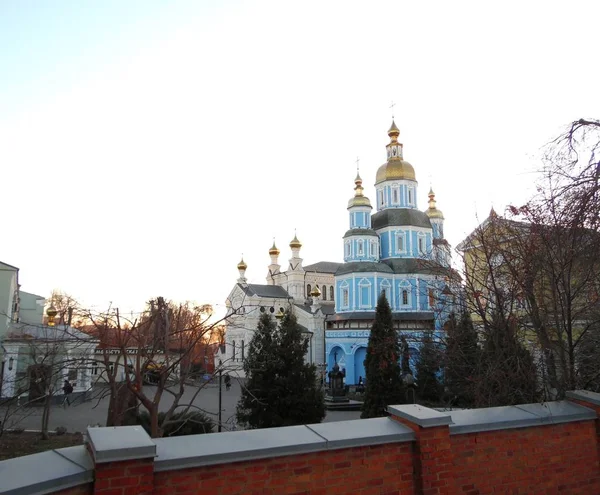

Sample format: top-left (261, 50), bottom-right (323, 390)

top-left (415, 331), bottom-right (442, 404)
top-left (444, 311), bottom-right (480, 407)
top-left (236, 311), bottom-right (325, 429)
top-left (361, 293), bottom-right (404, 418)
top-left (474, 312), bottom-right (538, 407)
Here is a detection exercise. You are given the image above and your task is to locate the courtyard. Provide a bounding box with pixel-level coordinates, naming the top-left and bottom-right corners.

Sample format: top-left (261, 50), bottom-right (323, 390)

top-left (1, 377), bottom-right (361, 434)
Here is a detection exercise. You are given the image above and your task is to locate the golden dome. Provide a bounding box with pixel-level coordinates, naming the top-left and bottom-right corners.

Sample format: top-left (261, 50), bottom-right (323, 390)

top-left (347, 172), bottom-right (372, 209)
top-left (237, 257), bottom-right (247, 270)
top-left (426, 188), bottom-right (444, 219)
top-left (289, 234), bottom-right (302, 249)
top-left (310, 285), bottom-right (321, 297)
top-left (268, 240), bottom-right (280, 256)
top-left (375, 120), bottom-right (416, 184)
top-left (375, 160), bottom-right (416, 184)
top-left (46, 305), bottom-right (57, 318)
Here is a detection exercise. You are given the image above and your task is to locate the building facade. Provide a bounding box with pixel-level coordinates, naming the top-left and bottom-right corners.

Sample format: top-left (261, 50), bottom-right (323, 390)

top-left (224, 121), bottom-right (455, 384)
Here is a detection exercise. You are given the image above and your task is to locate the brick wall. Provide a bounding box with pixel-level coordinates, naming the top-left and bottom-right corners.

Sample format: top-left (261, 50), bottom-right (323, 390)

top-left (153, 443), bottom-right (414, 495)
top-left (451, 421), bottom-right (600, 494)
top-left (2, 391), bottom-right (600, 495)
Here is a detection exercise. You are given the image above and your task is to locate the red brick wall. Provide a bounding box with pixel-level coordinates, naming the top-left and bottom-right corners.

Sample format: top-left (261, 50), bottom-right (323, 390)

top-left (451, 421), bottom-right (600, 494)
top-left (93, 458), bottom-right (154, 495)
top-left (153, 443), bottom-right (415, 495)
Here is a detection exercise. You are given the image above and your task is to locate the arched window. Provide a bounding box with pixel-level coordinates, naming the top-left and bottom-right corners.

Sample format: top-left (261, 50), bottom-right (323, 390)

top-left (307, 284), bottom-right (311, 297)
top-left (345, 242), bottom-right (351, 257)
top-left (322, 287), bottom-right (327, 301)
top-left (330, 286), bottom-right (334, 301)
top-left (408, 188), bottom-right (413, 205)
top-left (402, 290), bottom-right (408, 306)
top-left (393, 187), bottom-right (399, 204)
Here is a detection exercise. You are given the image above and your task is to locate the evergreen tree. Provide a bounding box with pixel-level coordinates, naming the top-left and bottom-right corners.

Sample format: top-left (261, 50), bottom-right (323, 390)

top-left (474, 312), bottom-right (539, 407)
top-left (236, 311), bottom-right (325, 429)
top-left (361, 293), bottom-right (404, 418)
top-left (415, 331), bottom-right (442, 404)
top-left (444, 311), bottom-right (480, 407)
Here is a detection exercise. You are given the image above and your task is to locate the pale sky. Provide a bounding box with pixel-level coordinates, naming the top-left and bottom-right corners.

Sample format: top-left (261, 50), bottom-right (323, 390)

top-left (1, 1), bottom-right (599, 318)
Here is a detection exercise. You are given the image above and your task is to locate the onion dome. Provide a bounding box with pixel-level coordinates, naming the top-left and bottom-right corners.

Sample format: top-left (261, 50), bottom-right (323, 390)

top-left (310, 285), bottom-right (322, 297)
top-left (375, 121), bottom-right (416, 184)
top-left (425, 188), bottom-right (444, 219)
top-left (347, 172), bottom-right (372, 208)
top-left (289, 233), bottom-right (302, 249)
top-left (268, 240), bottom-right (280, 256)
top-left (237, 257), bottom-right (247, 270)
top-left (46, 305), bottom-right (57, 327)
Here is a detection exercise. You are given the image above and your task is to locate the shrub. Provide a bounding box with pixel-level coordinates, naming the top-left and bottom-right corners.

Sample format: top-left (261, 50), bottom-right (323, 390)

top-left (136, 410), bottom-right (213, 437)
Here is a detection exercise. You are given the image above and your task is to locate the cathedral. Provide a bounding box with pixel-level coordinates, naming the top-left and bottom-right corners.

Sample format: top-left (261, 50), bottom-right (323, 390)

top-left (224, 121), bottom-right (455, 384)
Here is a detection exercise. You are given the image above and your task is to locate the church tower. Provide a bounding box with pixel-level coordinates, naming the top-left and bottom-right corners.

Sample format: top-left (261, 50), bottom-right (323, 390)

top-left (266, 240), bottom-right (281, 285)
top-left (286, 233), bottom-right (305, 301)
top-left (425, 188), bottom-right (451, 267)
top-left (344, 173), bottom-right (379, 262)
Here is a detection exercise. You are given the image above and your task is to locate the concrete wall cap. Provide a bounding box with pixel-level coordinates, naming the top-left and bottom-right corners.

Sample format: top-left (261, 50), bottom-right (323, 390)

top-left (306, 417), bottom-right (415, 449)
top-left (154, 424), bottom-right (326, 472)
top-left (566, 389), bottom-right (600, 406)
top-left (449, 401), bottom-right (597, 435)
top-left (387, 404), bottom-right (452, 427)
top-left (87, 425), bottom-right (156, 463)
top-left (0, 446), bottom-right (92, 495)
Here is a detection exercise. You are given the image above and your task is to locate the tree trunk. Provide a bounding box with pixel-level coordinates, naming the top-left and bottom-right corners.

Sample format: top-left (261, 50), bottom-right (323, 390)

top-left (41, 393), bottom-right (51, 440)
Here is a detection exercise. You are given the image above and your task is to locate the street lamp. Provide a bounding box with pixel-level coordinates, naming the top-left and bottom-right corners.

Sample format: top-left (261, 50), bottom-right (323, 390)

top-left (218, 359), bottom-right (222, 432)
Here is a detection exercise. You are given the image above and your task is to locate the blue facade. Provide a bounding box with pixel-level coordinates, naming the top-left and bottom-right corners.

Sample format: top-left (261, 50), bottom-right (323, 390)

top-left (325, 121), bottom-right (453, 385)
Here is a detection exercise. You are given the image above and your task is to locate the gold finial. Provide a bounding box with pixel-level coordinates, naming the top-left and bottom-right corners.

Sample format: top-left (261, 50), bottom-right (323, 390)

top-left (290, 231), bottom-right (302, 249)
top-left (237, 256), bottom-right (247, 271)
top-left (426, 187), bottom-right (444, 219)
top-left (269, 239), bottom-right (280, 256)
top-left (46, 305), bottom-right (57, 327)
top-left (388, 120), bottom-right (400, 141)
top-left (310, 284), bottom-right (321, 297)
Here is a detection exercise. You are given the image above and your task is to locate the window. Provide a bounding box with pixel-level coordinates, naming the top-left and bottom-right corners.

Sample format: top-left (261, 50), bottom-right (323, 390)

top-left (322, 288), bottom-right (327, 301)
top-left (393, 188), bottom-right (398, 203)
top-left (307, 284), bottom-right (311, 297)
top-left (345, 242), bottom-right (351, 257)
top-left (92, 363), bottom-right (98, 376)
top-left (402, 290), bottom-right (409, 305)
top-left (330, 286), bottom-right (334, 301)
top-left (232, 341), bottom-right (236, 361)
top-left (359, 279), bottom-right (371, 308)
top-left (342, 289), bottom-right (349, 307)
top-left (429, 289), bottom-right (435, 308)
top-left (408, 188), bottom-right (413, 205)
top-left (358, 240), bottom-right (364, 255)
top-left (370, 242), bottom-right (376, 256)
top-left (418, 236), bottom-right (425, 254)
top-left (381, 280), bottom-right (391, 301)
top-left (241, 340), bottom-right (245, 361)
top-left (397, 233), bottom-right (404, 253)
top-left (378, 190), bottom-right (384, 206)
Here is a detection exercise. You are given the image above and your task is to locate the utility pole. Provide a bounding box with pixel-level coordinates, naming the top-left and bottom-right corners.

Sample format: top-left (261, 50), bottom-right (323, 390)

top-left (218, 359), bottom-right (222, 432)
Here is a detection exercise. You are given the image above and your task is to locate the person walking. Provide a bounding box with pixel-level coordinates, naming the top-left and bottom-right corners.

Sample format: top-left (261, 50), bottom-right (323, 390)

top-left (62, 380), bottom-right (73, 407)
top-left (224, 373), bottom-right (231, 391)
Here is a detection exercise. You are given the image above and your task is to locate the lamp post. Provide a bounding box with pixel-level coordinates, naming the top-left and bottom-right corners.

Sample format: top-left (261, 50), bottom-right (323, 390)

top-left (218, 359), bottom-right (222, 432)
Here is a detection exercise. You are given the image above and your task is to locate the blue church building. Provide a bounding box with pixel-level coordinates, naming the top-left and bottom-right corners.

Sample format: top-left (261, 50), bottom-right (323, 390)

top-left (224, 121), bottom-right (455, 384)
top-left (325, 121), bottom-right (454, 384)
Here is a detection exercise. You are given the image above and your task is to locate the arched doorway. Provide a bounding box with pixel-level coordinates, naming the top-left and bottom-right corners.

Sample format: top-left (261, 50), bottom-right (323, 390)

top-left (353, 347), bottom-right (367, 385)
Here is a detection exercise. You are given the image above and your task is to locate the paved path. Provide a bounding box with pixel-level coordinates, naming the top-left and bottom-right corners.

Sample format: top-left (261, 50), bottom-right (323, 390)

top-left (1, 378), bottom-right (361, 433)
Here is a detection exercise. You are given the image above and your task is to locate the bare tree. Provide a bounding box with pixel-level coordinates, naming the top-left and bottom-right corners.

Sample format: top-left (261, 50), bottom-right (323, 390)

top-left (85, 298), bottom-right (230, 437)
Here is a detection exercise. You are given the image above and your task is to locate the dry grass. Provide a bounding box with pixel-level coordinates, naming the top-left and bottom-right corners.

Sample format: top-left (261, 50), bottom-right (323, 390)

top-left (0, 431), bottom-right (84, 461)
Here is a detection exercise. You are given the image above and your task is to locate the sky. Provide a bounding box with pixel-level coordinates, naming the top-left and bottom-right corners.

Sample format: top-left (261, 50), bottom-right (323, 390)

top-left (1, 1), bottom-right (599, 318)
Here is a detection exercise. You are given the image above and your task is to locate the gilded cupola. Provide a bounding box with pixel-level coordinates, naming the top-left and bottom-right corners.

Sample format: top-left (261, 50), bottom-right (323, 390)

top-left (347, 172), bottom-right (372, 209)
top-left (375, 121), bottom-right (416, 184)
top-left (237, 257), bottom-right (247, 271)
top-left (425, 188), bottom-right (444, 219)
top-left (268, 240), bottom-right (280, 256)
top-left (289, 234), bottom-right (302, 249)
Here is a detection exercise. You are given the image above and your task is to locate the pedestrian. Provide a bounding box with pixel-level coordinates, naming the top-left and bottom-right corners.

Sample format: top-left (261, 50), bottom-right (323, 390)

top-left (224, 373), bottom-right (231, 391)
top-left (62, 380), bottom-right (73, 407)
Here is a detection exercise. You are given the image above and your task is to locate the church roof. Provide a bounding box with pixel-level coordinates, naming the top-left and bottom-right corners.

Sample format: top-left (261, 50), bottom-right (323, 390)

top-left (303, 261), bottom-right (343, 274)
top-left (372, 209), bottom-right (432, 230)
top-left (294, 303), bottom-right (336, 315)
top-left (326, 311), bottom-right (434, 322)
top-left (238, 284), bottom-right (291, 299)
top-left (336, 261), bottom-right (394, 276)
top-left (343, 228), bottom-right (378, 239)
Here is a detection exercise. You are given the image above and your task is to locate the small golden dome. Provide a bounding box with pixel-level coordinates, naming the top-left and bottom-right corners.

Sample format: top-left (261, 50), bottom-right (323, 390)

top-left (388, 120), bottom-right (400, 137)
top-left (237, 257), bottom-right (247, 270)
top-left (46, 305), bottom-right (58, 318)
top-left (310, 285), bottom-right (322, 297)
top-left (269, 240), bottom-right (280, 256)
top-left (426, 188), bottom-right (444, 219)
top-left (289, 234), bottom-right (302, 249)
top-left (348, 172), bottom-right (372, 209)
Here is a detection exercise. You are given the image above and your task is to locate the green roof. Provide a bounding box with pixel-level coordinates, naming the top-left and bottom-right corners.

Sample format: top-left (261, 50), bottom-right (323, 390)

top-left (372, 209), bottom-right (432, 230)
